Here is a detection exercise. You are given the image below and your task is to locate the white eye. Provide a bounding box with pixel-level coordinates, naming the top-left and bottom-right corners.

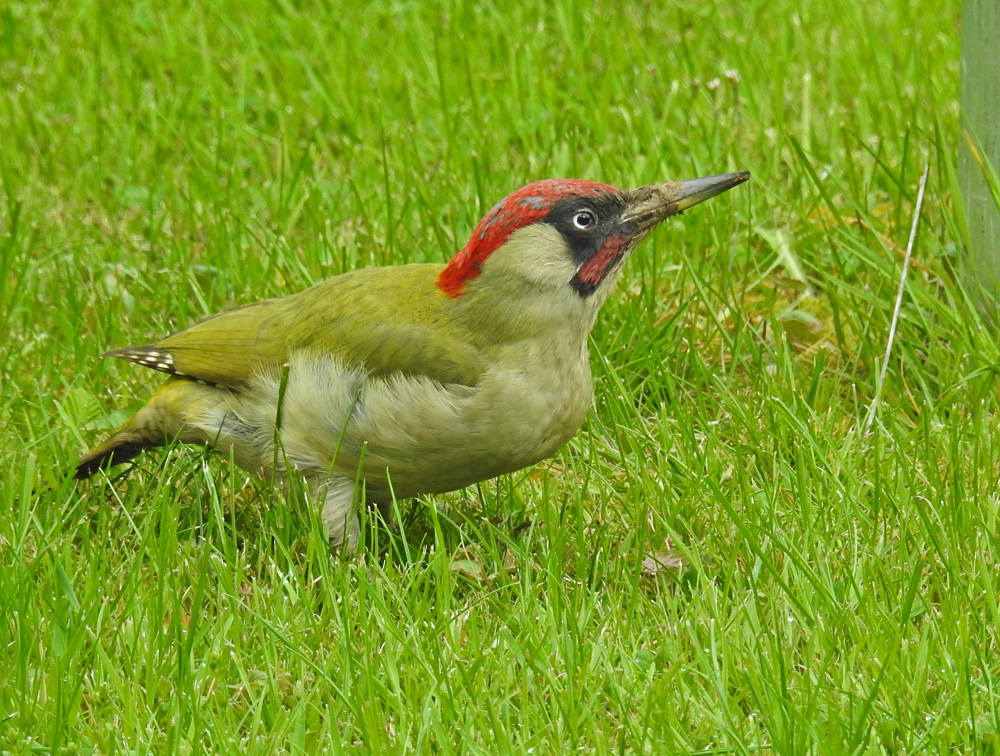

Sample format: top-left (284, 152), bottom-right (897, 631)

top-left (572, 210), bottom-right (597, 230)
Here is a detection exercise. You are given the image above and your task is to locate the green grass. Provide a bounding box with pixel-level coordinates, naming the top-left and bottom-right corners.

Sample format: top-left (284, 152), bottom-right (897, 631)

top-left (2, 0), bottom-right (998, 753)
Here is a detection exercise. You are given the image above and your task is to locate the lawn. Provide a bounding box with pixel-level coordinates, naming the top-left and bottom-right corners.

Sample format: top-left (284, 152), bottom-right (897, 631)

top-left (3, 0), bottom-right (998, 753)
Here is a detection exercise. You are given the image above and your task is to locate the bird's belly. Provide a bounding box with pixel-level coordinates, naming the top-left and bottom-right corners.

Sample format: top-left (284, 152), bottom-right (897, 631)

top-left (205, 353), bottom-right (593, 502)
top-left (351, 363), bottom-right (593, 498)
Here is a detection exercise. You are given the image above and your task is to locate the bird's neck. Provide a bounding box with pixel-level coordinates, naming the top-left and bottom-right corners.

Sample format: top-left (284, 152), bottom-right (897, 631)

top-left (450, 271), bottom-right (599, 352)
top-left (446, 224), bottom-right (610, 349)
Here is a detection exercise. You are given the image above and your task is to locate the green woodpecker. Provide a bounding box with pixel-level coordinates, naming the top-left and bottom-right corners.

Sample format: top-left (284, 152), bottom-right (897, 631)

top-left (76, 172), bottom-right (749, 550)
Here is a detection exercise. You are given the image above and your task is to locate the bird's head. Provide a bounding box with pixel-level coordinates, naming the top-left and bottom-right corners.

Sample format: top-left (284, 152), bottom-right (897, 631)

top-left (437, 172), bottom-right (749, 311)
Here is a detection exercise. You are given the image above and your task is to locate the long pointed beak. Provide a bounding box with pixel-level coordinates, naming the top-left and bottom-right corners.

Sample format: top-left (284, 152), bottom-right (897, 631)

top-left (623, 171), bottom-right (750, 233)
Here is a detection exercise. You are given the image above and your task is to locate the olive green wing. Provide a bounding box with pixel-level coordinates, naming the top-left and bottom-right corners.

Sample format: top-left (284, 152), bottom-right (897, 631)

top-left (104, 297), bottom-right (288, 386)
top-left (105, 264), bottom-right (487, 388)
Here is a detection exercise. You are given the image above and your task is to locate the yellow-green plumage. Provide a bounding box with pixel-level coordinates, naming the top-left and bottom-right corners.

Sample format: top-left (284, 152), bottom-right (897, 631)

top-left (76, 173), bottom-right (749, 551)
top-left (121, 265), bottom-right (487, 387)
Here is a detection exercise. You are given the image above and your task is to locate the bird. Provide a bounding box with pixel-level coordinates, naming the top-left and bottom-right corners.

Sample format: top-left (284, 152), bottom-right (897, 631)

top-left (75, 171), bottom-right (750, 551)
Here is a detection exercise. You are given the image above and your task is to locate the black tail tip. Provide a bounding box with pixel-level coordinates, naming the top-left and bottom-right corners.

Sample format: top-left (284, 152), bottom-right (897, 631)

top-left (74, 442), bottom-right (147, 480)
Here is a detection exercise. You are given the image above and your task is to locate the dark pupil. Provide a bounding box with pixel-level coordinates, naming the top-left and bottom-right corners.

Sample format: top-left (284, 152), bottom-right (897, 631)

top-left (575, 211), bottom-right (594, 228)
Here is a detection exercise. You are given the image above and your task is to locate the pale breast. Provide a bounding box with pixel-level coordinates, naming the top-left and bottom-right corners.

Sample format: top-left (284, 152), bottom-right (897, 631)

top-left (346, 341), bottom-right (594, 499)
top-left (214, 344), bottom-right (594, 503)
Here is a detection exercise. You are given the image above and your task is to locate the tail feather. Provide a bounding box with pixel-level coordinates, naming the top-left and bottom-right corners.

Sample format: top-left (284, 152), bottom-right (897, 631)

top-left (73, 377), bottom-right (224, 480)
top-left (74, 430), bottom-right (152, 480)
